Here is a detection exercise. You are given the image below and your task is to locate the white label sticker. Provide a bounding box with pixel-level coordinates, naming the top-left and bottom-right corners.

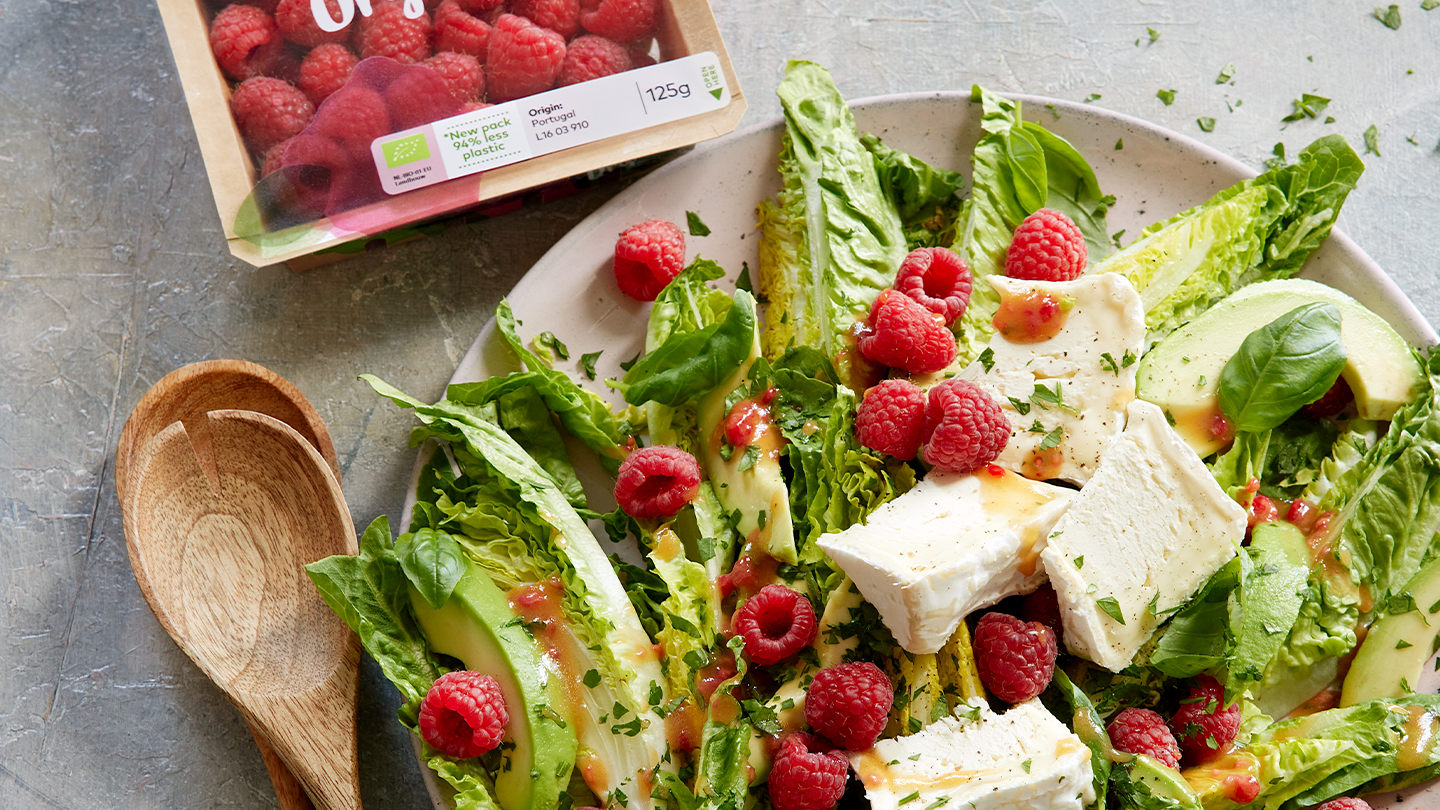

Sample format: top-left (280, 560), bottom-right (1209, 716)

top-left (371, 52), bottom-right (730, 195)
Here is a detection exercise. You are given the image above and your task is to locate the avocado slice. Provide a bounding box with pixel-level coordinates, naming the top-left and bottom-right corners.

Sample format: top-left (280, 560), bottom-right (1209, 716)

top-left (697, 323), bottom-right (796, 564)
top-left (410, 564), bottom-right (577, 810)
top-left (1125, 754), bottom-right (1203, 810)
top-left (1341, 554), bottom-right (1440, 705)
top-left (1138, 278), bottom-right (1421, 457)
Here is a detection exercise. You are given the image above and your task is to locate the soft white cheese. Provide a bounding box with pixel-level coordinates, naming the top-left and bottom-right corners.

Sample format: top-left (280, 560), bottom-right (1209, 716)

top-left (1041, 399), bottom-right (1247, 671)
top-left (850, 699), bottom-right (1093, 810)
top-left (816, 469), bottom-right (1074, 654)
top-left (959, 273), bottom-right (1146, 486)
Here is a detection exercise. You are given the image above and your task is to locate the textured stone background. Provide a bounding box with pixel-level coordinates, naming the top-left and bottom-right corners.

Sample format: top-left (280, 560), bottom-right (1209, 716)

top-left (1, 1), bottom-right (1438, 807)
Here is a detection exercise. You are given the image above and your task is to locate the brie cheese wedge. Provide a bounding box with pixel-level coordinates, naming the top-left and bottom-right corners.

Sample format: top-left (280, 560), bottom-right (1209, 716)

top-left (851, 699), bottom-right (1094, 810)
top-left (960, 273), bottom-right (1146, 486)
top-left (1041, 399), bottom-right (1247, 671)
top-left (817, 469), bottom-right (1074, 654)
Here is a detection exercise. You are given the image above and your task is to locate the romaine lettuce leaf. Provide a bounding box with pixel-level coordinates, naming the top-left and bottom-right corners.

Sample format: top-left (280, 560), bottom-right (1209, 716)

top-left (1321, 351), bottom-right (1440, 603)
top-left (861, 133), bottom-right (964, 249)
top-left (1186, 695), bottom-right (1440, 810)
top-left (1100, 134), bottom-right (1363, 345)
top-left (363, 376), bottom-right (675, 809)
top-left (758, 60), bottom-right (908, 381)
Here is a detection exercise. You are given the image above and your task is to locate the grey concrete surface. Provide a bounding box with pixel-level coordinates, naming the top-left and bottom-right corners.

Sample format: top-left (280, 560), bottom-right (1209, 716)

top-left (1, 1), bottom-right (1437, 807)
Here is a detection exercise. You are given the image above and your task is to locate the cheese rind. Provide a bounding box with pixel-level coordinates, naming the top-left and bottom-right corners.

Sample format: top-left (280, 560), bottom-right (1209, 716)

top-left (960, 273), bottom-right (1146, 486)
top-left (816, 469), bottom-right (1075, 654)
top-left (1042, 399), bottom-right (1247, 671)
top-left (851, 699), bottom-right (1094, 810)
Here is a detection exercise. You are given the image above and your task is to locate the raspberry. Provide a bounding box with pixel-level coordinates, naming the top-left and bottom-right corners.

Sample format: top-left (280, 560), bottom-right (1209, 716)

top-left (313, 85), bottom-right (392, 148)
top-left (1004, 208), bottom-right (1088, 281)
top-left (578, 0), bottom-right (657, 44)
top-left (357, 0), bottom-right (434, 64)
top-left (857, 290), bottom-right (957, 374)
top-left (627, 44), bottom-right (656, 68)
top-left (424, 51), bottom-right (485, 101)
top-left (803, 662), bottom-right (893, 750)
top-left (733, 584), bottom-right (818, 667)
top-left (1315, 799), bottom-right (1373, 810)
top-left (1169, 674), bottom-right (1241, 764)
top-left (512, 0), bottom-right (580, 38)
top-left (919, 379), bottom-right (1010, 473)
top-left (971, 611), bottom-right (1057, 703)
top-left (457, 0), bottom-right (505, 11)
top-left (613, 445), bottom-right (701, 519)
top-left (612, 218), bottom-right (686, 301)
top-left (434, 0), bottom-right (493, 60)
top-left (894, 247), bottom-right (973, 324)
top-left (260, 139), bottom-right (288, 176)
top-left (767, 733), bottom-right (848, 810)
top-left (854, 379), bottom-right (926, 461)
top-left (418, 670), bottom-right (509, 759)
top-left (1107, 708), bottom-right (1181, 769)
top-left (1019, 582), bottom-right (1064, 641)
top-left (231, 77), bottom-right (315, 155)
top-left (210, 4), bottom-right (282, 81)
top-left (1302, 376), bottom-right (1354, 418)
top-left (386, 64), bottom-right (464, 130)
top-left (297, 43), bottom-right (358, 105)
top-left (487, 14), bottom-right (567, 102)
top-left (274, 0), bottom-right (351, 47)
top-left (278, 133), bottom-right (353, 214)
top-left (557, 35), bottom-right (632, 86)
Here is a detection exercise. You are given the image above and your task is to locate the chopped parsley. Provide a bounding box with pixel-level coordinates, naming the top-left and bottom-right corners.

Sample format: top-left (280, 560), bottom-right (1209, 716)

top-left (686, 211), bottom-right (712, 236)
top-left (1373, 4), bottom-right (1402, 29)
top-left (1074, 556), bottom-right (1085, 570)
top-left (1217, 63), bottom-right (1236, 84)
top-left (1364, 124), bottom-right (1381, 155)
top-left (580, 350), bottom-right (602, 380)
top-left (1198, 116), bottom-right (1216, 133)
top-left (978, 346), bottom-right (996, 372)
top-left (1156, 88), bottom-right (1177, 106)
top-left (1282, 94), bottom-right (1330, 123)
top-left (1096, 596), bottom-right (1127, 625)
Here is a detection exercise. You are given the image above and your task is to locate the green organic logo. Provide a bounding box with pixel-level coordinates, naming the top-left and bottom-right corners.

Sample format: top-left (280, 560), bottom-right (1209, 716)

top-left (383, 133), bottom-right (430, 168)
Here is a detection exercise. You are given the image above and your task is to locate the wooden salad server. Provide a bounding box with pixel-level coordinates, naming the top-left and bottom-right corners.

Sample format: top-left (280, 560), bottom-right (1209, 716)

top-left (117, 362), bottom-right (359, 810)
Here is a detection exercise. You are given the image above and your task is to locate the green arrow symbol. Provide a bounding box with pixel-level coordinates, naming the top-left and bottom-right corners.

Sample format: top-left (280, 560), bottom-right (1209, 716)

top-left (709, 88), bottom-right (723, 100)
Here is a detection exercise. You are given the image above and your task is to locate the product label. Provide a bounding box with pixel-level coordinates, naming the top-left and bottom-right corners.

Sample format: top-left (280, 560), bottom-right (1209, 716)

top-left (370, 52), bottom-right (730, 195)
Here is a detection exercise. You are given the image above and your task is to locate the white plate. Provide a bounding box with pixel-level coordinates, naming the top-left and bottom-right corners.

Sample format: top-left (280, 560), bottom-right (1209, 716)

top-left (409, 92), bottom-right (1440, 810)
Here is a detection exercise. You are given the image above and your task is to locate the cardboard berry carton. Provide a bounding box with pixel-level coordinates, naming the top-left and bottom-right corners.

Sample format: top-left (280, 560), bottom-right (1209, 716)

top-left (155, 0), bottom-right (746, 269)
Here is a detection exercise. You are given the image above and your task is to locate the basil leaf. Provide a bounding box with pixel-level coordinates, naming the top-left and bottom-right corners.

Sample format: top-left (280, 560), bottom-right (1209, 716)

top-left (1004, 126), bottom-right (1048, 214)
top-left (397, 528), bottom-right (468, 609)
top-left (1217, 302), bottom-right (1347, 432)
top-left (620, 290), bottom-right (756, 407)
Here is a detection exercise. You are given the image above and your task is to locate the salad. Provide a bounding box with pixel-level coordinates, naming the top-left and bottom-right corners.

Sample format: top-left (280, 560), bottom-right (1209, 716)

top-left (307, 61), bottom-right (1440, 810)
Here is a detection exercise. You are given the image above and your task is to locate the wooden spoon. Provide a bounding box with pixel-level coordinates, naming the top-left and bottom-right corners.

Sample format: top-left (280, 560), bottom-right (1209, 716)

top-left (122, 409), bottom-right (362, 810)
top-left (116, 360), bottom-right (342, 810)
